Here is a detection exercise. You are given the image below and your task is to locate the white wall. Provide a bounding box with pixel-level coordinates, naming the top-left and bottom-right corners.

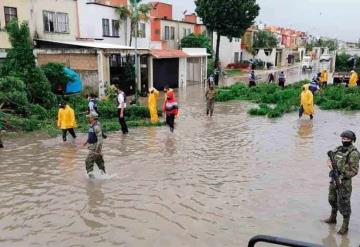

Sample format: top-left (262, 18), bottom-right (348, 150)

top-left (213, 32), bottom-right (241, 67)
top-left (134, 21), bottom-right (152, 49)
top-left (256, 49), bottom-right (276, 65)
top-left (77, 0), bottom-right (126, 45)
top-left (179, 57), bottom-right (187, 88)
top-left (31, 0), bottom-right (78, 41)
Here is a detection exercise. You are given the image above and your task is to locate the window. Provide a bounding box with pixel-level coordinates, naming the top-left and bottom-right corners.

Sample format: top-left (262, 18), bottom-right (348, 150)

top-left (187, 28), bottom-right (191, 35)
top-left (4, 7), bottom-right (17, 26)
top-left (138, 23), bottom-right (146, 38)
top-left (170, 27), bottom-right (175, 40)
top-left (112, 20), bottom-right (119, 37)
top-left (43, 11), bottom-right (69, 33)
top-left (234, 38), bottom-right (240, 42)
top-left (102, 18), bottom-right (110, 36)
top-left (234, 52), bottom-right (239, 63)
top-left (183, 28), bottom-right (187, 37)
top-left (164, 26), bottom-right (170, 40)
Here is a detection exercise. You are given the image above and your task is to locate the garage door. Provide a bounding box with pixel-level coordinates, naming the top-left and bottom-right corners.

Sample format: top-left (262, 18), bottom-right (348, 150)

top-left (187, 57), bottom-right (201, 85)
top-left (153, 58), bottom-right (179, 90)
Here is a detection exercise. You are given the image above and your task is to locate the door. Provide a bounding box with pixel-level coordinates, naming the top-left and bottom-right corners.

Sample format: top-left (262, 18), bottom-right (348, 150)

top-left (187, 57), bottom-right (201, 85)
top-left (153, 58), bottom-right (179, 90)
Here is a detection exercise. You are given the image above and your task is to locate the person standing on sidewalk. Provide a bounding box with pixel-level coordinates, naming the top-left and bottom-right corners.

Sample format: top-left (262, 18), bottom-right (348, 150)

top-left (83, 112), bottom-right (106, 179)
top-left (57, 101), bottom-right (77, 141)
top-left (117, 89), bottom-right (128, 134)
top-left (163, 91), bottom-right (178, 132)
top-left (205, 84), bottom-right (216, 117)
top-left (248, 70), bottom-right (256, 87)
top-left (278, 71), bottom-right (286, 88)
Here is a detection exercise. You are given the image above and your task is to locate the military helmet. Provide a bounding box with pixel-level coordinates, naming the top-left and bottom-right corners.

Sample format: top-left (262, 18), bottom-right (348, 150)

top-left (340, 130), bottom-right (356, 142)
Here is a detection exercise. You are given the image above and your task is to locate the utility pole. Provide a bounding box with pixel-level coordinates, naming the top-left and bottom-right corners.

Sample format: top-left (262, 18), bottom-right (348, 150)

top-left (132, 0), bottom-right (140, 101)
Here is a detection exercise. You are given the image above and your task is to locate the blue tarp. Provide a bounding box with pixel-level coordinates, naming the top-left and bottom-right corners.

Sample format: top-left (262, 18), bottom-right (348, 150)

top-left (64, 67), bottom-right (82, 94)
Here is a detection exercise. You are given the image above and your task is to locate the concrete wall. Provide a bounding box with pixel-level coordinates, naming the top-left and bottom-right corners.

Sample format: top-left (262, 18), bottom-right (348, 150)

top-left (77, 0), bottom-right (126, 45)
top-left (179, 57), bottom-right (187, 88)
top-left (30, 0), bottom-right (78, 41)
top-left (255, 49), bottom-right (276, 65)
top-left (0, 0), bottom-right (32, 49)
top-left (213, 32), bottom-right (241, 67)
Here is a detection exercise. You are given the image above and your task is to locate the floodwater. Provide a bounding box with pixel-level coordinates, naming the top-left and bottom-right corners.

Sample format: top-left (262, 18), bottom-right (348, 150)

top-left (1, 84), bottom-right (360, 247)
top-left (223, 60), bottom-right (333, 86)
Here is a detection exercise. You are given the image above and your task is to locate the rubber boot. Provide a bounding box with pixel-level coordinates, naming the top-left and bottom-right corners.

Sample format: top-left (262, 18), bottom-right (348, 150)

top-left (324, 210), bottom-right (337, 224)
top-left (337, 217), bottom-right (349, 235)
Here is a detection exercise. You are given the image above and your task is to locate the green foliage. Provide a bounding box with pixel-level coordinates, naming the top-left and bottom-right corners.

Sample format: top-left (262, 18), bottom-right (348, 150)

top-left (253, 31), bottom-right (278, 49)
top-left (27, 104), bottom-right (49, 120)
top-left (116, 0), bottom-right (151, 46)
top-left (335, 53), bottom-right (360, 73)
top-left (24, 67), bottom-right (56, 107)
top-left (41, 63), bottom-right (72, 94)
top-left (0, 76), bottom-right (28, 113)
top-left (306, 38), bottom-right (338, 52)
top-left (207, 58), bottom-right (215, 77)
top-left (195, 0), bottom-right (260, 68)
top-left (1, 20), bottom-right (35, 75)
top-left (81, 85), bottom-right (98, 98)
top-left (181, 32), bottom-right (212, 56)
top-left (217, 81), bottom-right (360, 118)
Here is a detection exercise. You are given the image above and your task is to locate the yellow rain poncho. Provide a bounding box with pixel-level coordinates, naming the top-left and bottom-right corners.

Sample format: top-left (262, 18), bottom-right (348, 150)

top-left (148, 88), bottom-right (160, 123)
top-left (349, 71), bottom-right (358, 88)
top-left (57, 105), bottom-right (77, 129)
top-left (300, 85), bottom-right (314, 116)
top-left (320, 70), bottom-right (328, 83)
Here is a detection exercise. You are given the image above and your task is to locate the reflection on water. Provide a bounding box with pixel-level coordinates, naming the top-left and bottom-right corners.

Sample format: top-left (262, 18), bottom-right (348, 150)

top-left (1, 84), bottom-right (360, 246)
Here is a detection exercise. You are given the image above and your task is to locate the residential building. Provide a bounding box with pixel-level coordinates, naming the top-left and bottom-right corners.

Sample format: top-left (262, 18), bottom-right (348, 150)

top-left (149, 2), bottom-right (206, 49)
top-left (0, 0), bottom-right (32, 59)
top-left (213, 32), bottom-right (242, 67)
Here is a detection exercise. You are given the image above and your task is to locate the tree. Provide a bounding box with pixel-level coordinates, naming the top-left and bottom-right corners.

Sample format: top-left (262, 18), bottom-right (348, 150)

top-left (41, 63), bottom-right (73, 94)
top-left (116, 0), bottom-right (152, 47)
top-left (180, 32), bottom-right (212, 55)
top-left (1, 20), bottom-right (35, 76)
top-left (253, 31), bottom-right (278, 49)
top-left (1, 20), bottom-right (56, 107)
top-left (195, 0), bottom-right (260, 70)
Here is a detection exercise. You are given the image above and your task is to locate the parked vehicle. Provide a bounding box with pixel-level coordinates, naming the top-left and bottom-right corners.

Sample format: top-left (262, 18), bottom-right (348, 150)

top-left (333, 72), bottom-right (350, 84)
top-left (301, 56), bottom-right (313, 71)
top-left (320, 53), bottom-right (331, 62)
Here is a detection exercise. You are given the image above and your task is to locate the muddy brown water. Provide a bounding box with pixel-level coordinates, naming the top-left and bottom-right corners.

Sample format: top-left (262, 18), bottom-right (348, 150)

top-left (1, 84), bottom-right (360, 247)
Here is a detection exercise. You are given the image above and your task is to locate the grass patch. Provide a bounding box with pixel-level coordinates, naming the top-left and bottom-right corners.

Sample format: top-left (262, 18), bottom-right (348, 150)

top-left (216, 81), bottom-right (360, 118)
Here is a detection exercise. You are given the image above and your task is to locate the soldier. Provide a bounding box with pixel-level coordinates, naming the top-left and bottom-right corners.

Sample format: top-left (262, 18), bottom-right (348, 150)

top-left (324, 130), bottom-right (359, 235)
top-left (205, 84), bottom-right (216, 117)
top-left (83, 112), bottom-right (106, 179)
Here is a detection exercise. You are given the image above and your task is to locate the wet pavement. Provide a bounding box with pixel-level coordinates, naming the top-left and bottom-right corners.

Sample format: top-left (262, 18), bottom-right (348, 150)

top-left (1, 83), bottom-right (360, 247)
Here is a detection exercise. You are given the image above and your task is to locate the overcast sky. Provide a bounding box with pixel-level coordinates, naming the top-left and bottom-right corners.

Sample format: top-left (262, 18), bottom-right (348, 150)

top-left (144, 0), bottom-right (360, 42)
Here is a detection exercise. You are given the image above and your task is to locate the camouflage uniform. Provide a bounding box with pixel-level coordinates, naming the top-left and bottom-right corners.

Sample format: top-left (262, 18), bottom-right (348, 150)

top-left (205, 88), bottom-right (216, 116)
top-left (85, 121), bottom-right (105, 174)
top-left (328, 145), bottom-right (359, 217)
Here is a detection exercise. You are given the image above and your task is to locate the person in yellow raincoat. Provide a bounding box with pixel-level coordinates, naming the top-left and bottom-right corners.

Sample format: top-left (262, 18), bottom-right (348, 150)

top-left (348, 70), bottom-right (358, 88)
top-left (57, 101), bottom-right (77, 141)
top-left (299, 84), bottom-right (314, 120)
top-left (320, 69), bottom-right (328, 87)
top-left (148, 87), bottom-right (160, 123)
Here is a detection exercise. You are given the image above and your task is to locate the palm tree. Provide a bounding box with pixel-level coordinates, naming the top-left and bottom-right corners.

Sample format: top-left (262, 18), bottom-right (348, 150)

top-left (116, 0), bottom-right (152, 47)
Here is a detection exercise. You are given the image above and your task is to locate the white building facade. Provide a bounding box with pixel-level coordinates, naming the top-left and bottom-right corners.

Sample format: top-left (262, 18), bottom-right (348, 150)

top-left (213, 32), bottom-right (242, 67)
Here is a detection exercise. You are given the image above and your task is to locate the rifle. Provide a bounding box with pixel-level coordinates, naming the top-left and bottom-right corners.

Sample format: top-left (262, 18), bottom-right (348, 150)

top-left (327, 151), bottom-right (341, 188)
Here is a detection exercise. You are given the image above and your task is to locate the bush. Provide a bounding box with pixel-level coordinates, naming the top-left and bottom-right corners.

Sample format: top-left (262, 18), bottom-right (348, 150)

top-left (0, 76), bottom-right (28, 113)
top-left (27, 104), bottom-right (49, 120)
top-left (41, 63), bottom-right (72, 94)
top-left (81, 85), bottom-right (98, 98)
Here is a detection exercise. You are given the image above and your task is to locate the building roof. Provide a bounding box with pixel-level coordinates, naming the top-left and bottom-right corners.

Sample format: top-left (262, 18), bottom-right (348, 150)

top-left (182, 48), bottom-right (209, 57)
top-left (34, 39), bottom-right (149, 50)
top-left (150, 49), bottom-right (188, 58)
top-left (154, 17), bottom-right (204, 26)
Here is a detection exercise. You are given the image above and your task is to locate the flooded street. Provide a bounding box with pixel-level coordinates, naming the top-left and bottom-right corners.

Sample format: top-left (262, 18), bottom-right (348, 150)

top-left (1, 84), bottom-right (360, 247)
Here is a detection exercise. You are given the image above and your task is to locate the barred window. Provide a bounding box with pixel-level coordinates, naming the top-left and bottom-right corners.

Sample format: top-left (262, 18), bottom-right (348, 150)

top-left (170, 27), bottom-right (175, 40)
top-left (112, 20), bottom-right (119, 37)
top-left (164, 26), bottom-right (169, 40)
top-left (138, 23), bottom-right (146, 38)
top-left (43, 11), bottom-right (69, 33)
top-left (102, 19), bottom-right (110, 36)
top-left (4, 7), bottom-right (17, 26)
